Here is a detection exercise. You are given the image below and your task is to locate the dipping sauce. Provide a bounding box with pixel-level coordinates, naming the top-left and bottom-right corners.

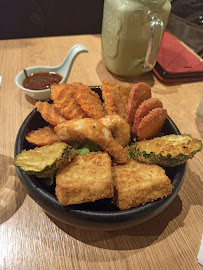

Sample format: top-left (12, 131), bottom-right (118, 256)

top-left (22, 72), bottom-right (63, 90)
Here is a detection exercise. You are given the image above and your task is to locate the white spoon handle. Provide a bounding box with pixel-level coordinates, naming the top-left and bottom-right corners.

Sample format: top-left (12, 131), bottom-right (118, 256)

top-left (59, 44), bottom-right (88, 82)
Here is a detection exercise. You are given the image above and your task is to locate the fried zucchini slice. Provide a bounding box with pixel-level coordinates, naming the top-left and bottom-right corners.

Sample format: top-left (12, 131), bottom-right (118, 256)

top-left (130, 134), bottom-right (202, 167)
top-left (15, 142), bottom-right (74, 179)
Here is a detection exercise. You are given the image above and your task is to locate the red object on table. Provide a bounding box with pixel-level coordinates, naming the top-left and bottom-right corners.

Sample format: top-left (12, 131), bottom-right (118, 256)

top-left (153, 32), bottom-right (203, 82)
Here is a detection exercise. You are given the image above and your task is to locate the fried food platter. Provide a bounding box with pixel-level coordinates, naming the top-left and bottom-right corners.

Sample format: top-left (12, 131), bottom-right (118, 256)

top-left (15, 86), bottom-right (187, 230)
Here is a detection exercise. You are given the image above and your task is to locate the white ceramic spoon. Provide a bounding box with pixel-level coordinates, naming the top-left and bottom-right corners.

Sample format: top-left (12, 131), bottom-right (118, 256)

top-left (15, 44), bottom-right (88, 100)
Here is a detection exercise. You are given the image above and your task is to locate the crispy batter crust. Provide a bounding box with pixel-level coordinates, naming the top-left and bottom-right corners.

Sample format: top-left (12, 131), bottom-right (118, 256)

top-left (137, 107), bottom-right (167, 140)
top-left (132, 98), bottom-right (163, 135)
top-left (101, 80), bottom-right (131, 119)
top-left (55, 152), bottom-right (114, 205)
top-left (35, 101), bottom-right (66, 126)
top-left (127, 82), bottom-right (151, 122)
top-left (101, 80), bottom-right (117, 114)
top-left (113, 159), bottom-right (173, 210)
top-left (99, 114), bottom-right (131, 147)
top-left (54, 118), bottom-right (129, 163)
top-left (73, 82), bottom-right (106, 119)
top-left (25, 126), bottom-right (60, 146)
top-left (50, 83), bottom-right (87, 120)
top-left (131, 134), bottom-right (203, 166)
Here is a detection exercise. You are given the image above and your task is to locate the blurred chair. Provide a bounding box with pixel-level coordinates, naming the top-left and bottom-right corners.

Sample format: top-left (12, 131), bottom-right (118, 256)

top-left (167, 0), bottom-right (203, 57)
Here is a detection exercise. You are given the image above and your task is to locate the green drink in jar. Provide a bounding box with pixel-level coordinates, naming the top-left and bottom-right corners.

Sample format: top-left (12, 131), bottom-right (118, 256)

top-left (101, 0), bottom-right (171, 76)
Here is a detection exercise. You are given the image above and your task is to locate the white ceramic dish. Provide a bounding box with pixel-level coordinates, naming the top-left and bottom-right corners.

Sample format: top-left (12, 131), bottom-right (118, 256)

top-left (15, 44), bottom-right (88, 100)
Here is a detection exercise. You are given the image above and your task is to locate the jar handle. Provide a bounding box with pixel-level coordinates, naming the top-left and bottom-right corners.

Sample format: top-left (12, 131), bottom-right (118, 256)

top-left (144, 13), bottom-right (164, 69)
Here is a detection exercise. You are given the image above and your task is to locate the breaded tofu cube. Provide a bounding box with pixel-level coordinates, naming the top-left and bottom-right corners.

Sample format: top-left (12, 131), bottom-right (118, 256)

top-left (55, 152), bottom-right (113, 206)
top-left (113, 159), bottom-right (173, 210)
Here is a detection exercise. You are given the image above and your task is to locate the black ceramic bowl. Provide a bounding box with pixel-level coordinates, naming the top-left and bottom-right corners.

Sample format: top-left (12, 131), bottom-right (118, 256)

top-left (15, 87), bottom-right (186, 230)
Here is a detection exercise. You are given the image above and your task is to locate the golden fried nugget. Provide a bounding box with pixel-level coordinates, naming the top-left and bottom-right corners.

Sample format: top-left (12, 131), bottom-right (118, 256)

top-left (73, 82), bottom-right (105, 119)
top-left (54, 118), bottom-right (129, 163)
top-left (127, 82), bottom-right (151, 122)
top-left (101, 80), bottom-right (131, 119)
top-left (132, 98), bottom-right (163, 135)
top-left (25, 126), bottom-right (60, 146)
top-left (137, 107), bottom-right (167, 141)
top-left (50, 83), bottom-right (87, 120)
top-left (99, 114), bottom-right (131, 147)
top-left (35, 101), bottom-right (66, 126)
top-left (113, 159), bottom-right (173, 210)
top-left (55, 152), bottom-right (114, 206)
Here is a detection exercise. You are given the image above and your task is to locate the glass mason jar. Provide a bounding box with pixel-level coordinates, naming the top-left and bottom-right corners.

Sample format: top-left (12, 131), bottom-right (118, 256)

top-left (101, 0), bottom-right (171, 76)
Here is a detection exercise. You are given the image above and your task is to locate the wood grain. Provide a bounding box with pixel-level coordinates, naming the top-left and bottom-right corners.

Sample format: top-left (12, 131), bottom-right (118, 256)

top-left (0, 35), bottom-right (202, 270)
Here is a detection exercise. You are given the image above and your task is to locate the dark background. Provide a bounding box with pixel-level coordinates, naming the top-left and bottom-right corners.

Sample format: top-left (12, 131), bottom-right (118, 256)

top-left (0, 0), bottom-right (202, 57)
top-left (0, 0), bottom-right (104, 39)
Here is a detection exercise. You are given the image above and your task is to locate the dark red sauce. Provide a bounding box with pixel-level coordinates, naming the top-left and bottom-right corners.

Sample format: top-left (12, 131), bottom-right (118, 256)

top-left (23, 72), bottom-right (63, 90)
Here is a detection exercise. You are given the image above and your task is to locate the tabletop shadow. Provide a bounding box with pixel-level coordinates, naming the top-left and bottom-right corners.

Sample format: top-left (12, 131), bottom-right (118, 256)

top-left (0, 154), bottom-right (27, 224)
top-left (47, 194), bottom-right (183, 251)
top-left (46, 162), bottom-right (202, 253)
top-left (25, 94), bottom-right (38, 105)
top-left (37, 163), bottom-right (203, 263)
top-left (15, 89), bottom-right (37, 106)
top-left (96, 60), bottom-right (155, 87)
top-left (153, 76), bottom-right (203, 86)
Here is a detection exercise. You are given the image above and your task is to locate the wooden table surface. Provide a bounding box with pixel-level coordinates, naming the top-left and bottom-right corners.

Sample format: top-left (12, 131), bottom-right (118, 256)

top-left (0, 34), bottom-right (202, 270)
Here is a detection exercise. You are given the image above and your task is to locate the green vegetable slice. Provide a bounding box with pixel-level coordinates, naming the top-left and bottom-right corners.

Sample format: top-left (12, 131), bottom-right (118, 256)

top-left (130, 134), bottom-right (202, 167)
top-left (15, 142), bottom-right (73, 177)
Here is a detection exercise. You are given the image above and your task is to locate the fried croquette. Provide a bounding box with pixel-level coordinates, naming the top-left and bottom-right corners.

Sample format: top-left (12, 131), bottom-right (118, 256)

top-left (127, 82), bottom-right (151, 122)
top-left (54, 118), bottom-right (129, 163)
top-left (113, 159), bottom-right (173, 210)
top-left (55, 152), bottom-right (114, 206)
top-left (73, 82), bottom-right (106, 119)
top-left (35, 101), bottom-right (66, 126)
top-left (137, 107), bottom-right (167, 141)
top-left (50, 83), bottom-right (88, 120)
top-left (99, 114), bottom-right (131, 147)
top-left (132, 98), bottom-right (163, 135)
top-left (101, 80), bottom-right (131, 119)
top-left (25, 126), bottom-right (60, 146)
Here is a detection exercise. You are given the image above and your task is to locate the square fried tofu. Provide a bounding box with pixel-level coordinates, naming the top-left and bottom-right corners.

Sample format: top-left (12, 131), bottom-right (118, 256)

top-left (113, 159), bottom-right (173, 210)
top-left (55, 152), bottom-right (113, 206)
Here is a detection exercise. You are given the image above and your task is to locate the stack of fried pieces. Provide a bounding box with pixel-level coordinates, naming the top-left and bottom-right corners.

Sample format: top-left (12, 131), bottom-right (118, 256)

top-left (25, 81), bottom-right (172, 210)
